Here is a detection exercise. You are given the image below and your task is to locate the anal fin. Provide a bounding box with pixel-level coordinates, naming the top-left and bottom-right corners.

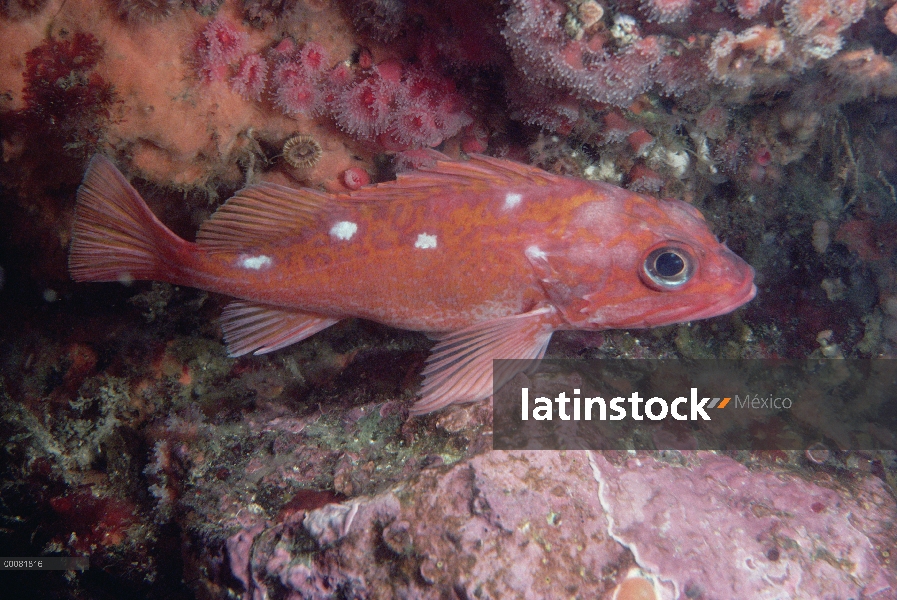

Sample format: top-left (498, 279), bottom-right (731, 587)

top-left (221, 301), bottom-right (340, 357)
top-left (412, 306), bottom-right (558, 415)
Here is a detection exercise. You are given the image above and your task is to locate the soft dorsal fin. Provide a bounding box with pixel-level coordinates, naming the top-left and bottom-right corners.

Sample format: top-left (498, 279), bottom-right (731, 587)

top-left (423, 154), bottom-right (560, 187)
top-left (196, 183), bottom-right (332, 251)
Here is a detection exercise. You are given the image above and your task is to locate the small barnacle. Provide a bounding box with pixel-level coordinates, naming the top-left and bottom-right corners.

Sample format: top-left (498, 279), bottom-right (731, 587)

top-left (578, 1), bottom-right (604, 29)
top-left (610, 14), bottom-right (640, 46)
top-left (282, 134), bottom-right (322, 171)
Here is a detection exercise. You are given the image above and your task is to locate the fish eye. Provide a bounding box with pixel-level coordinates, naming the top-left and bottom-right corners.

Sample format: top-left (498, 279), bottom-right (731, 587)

top-left (642, 245), bottom-right (694, 290)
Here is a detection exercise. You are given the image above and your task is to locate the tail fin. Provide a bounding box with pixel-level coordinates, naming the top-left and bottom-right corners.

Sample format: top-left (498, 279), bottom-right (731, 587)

top-left (69, 156), bottom-right (190, 283)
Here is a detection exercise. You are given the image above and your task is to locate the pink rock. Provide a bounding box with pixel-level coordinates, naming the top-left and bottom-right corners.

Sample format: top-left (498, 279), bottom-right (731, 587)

top-left (229, 451), bottom-right (625, 598)
top-left (226, 523), bottom-right (265, 591)
top-left (222, 451), bottom-right (896, 599)
top-left (589, 452), bottom-right (897, 599)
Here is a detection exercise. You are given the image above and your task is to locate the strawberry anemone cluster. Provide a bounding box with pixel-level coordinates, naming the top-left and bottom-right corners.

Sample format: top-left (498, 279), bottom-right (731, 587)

top-left (194, 17), bottom-right (249, 83)
top-left (330, 59), bottom-right (471, 149)
top-left (192, 19), bottom-right (471, 150)
top-left (269, 39), bottom-right (330, 116)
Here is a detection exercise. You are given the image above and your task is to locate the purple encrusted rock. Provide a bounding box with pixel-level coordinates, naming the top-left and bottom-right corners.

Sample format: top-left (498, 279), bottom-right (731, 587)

top-left (589, 451), bottom-right (897, 599)
top-left (224, 451), bottom-right (896, 599)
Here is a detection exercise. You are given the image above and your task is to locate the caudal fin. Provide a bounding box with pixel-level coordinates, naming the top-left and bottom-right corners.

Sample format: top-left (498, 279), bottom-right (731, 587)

top-left (69, 155), bottom-right (190, 283)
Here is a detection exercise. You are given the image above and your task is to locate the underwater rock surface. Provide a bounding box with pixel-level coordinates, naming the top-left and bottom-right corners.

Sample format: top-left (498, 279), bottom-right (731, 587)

top-left (222, 451), bottom-right (895, 599)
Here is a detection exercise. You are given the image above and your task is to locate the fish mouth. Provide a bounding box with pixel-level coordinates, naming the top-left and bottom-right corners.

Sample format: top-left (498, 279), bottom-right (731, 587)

top-left (648, 264), bottom-right (756, 325)
top-left (689, 267), bottom-right (757, 321)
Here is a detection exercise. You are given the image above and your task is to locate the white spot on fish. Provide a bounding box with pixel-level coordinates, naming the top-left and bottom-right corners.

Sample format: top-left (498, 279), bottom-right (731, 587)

top-left (240, 255), bottom-right (272, 270)
top-left (330, 221), bottom-right (358, 241)
top-left (415, 233), bottom-right (438, 249)
top-left (504, 192), bottom-right (522, 209)
top-left (525, 245), bottom-right (547, 260)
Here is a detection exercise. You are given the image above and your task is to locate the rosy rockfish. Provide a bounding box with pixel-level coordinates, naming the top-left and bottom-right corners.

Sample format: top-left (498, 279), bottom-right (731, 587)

top-left (69, 154), bottom-right (755, 414)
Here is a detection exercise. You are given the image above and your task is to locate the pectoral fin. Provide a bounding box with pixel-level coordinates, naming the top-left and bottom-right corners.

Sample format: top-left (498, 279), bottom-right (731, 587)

top-left (221, 301), bottom-right (340, 356)
top-left (525, 244), bottom-right (607, 327)
top-left (412, 307), bottom-right (558, 415)
top-left (524, 244), bottom-right (575, 308)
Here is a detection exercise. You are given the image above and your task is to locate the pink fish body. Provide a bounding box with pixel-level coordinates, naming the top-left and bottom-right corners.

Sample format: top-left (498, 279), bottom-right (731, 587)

top-left (69, 154), bottom-right (755, 413)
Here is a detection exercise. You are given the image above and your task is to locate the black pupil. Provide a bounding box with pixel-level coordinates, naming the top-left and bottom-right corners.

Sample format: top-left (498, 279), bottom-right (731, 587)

top-left (655, 252), bottom-right (685, 277)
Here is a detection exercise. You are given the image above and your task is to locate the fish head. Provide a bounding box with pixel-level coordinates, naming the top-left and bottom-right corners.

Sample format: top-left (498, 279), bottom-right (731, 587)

top-left (527, 184), bottom-right (756, 330)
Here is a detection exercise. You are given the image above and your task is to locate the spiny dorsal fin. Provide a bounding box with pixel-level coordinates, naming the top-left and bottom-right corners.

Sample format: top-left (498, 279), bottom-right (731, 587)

top-left (196, 183), bottom-right (331, 251)
top-left (337, 154), bottom-right (563, 204)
